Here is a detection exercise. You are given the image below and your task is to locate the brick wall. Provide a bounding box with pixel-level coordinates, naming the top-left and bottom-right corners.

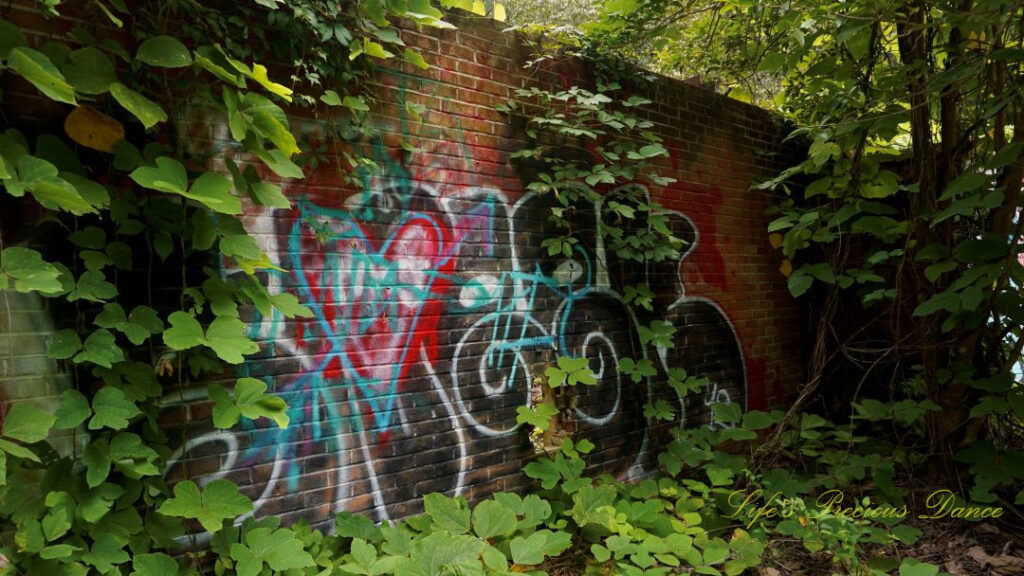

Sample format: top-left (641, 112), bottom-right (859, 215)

top-left (0, 8), bottom-right (805, 530)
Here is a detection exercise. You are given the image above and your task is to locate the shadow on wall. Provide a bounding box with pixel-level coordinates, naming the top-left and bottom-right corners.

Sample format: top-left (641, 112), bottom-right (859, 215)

top-left (0, 290), bottom-right (76, 455)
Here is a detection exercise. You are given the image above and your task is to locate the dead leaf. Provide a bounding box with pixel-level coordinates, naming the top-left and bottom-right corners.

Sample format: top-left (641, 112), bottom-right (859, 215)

top-left (968, 545), bottom-right (1024, 575)
top-left (64, 105), bottom-right (125, 153)
top-left (945, 559), bottom-right (966, 576)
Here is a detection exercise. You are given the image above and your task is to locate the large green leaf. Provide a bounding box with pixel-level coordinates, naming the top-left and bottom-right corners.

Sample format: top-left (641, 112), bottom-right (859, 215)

top-left (136, 35), bottom-right (192, 68)
top-left (131, 553), bottom-right (180, 576)
top-left (204, 316), bottom-right (259, 363)
top-left (240, 92), bottom-right (299, 155)
top-left (2, 403), bottom-right (55, 443)
top-left (62, 48), bottom-right (117, 95)
top-left (130, 157), bottom-right (187, 195)
top-left (0, 19), bottom-right (27, 59)
top-left (249, 182), bottom-right (290, 208)
top-left (510, 531), bottom-right (547, 565)
top-left (73, 328), bottom-right (125, 368)
top-left (163, 311), bottom-right (205, 350)
top-left (88, 386), bottom-right (140, 430)
top-left (53, 389), bottom-right (91, 429)
top-left (230, 527), bottom-right (314, 576)
top-left (187, 172), bottom-right (241, 214)
top-left (157, 479), bottom-right (253, 533)
top-left (83, 440), bottom-right (111, 488)
top-left (7, 47), bottom-right (76, 104)
top-left (423, 493), bottom-right (471, 534)
top-left (1, 246), bottom-right (63, 293)
top-left (209, 378), bottom-right (289, 429)
top-left (472, 499), bottom-right (518, 539)
top-left (17, 156), bottom-right (95, 215)
top-left (81, 532), bottom-right (129, 573)
top-left (69, 270), bottom-right (118, 301)
top-left (110, 83), bottom-right (167, 128)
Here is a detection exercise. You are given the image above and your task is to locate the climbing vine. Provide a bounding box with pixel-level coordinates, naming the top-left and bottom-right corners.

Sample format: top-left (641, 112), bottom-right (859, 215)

top-left (0, 0), bottom-right (464, 573)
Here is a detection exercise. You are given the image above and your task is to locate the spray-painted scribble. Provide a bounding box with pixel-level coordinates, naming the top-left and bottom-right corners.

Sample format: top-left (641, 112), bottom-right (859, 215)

top-left (163, 109), bottom-right (749, 527)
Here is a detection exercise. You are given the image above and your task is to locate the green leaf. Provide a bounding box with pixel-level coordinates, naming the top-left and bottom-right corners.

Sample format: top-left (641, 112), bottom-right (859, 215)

top-left (423, 493), bottom-right (471, 534)
top-left (898, 559), bottom-right (939, 576)
top-left (787, 272), bottom-right (813, 297)
top-left (271, 292), bottom-right (313, 318)
top-left (210, 378), bottom-right (288, 429)
top-left (240, 92), bottom-right (299, 155)
top-left (510, 531), bottom-right (547, 565)
top-left (711, 401), bottom-right (741, 423)
top-left (1, 246), bottom-right (63, 293)
top-left (205, 316), bottom-right (259, 363)
top-left (48, 328), bottom-right (82, 359)
top-left (16, 156), bottom-right (96, 214)
top-left (253, 148), bottom-right (303, 178)
top-left (522, 494), bottom-right (551, 526)
top-left (403, 49), bottom-right (429, 70)
top-left (219, 234), bottom-right (263, 260)
top-left (924, 261), bottom-right (957, 283)
top-left (0, 437), bottom-right (41, 462)
top-left (136, 35), bottom-right (192, 68)
top-left (188, 172), bottom-right (241, 214)
top-left (320, 90), bottom-right (342, 106)
top-left (351, 537), bottom-right (377, 568)
top-left (110, 83), bottom-right (167, 128)
top-left (2, 403), bottom-right (55, 443)
top-left (473, 499), bottom-right (518, 539)
top-left (230, 527), bottom-right (314, 576)
top-left (131, 553), bottom-right (180, 576)
top-left (130, 156), bottom-right (187, 195)
top-left (913, 290), bottom-right (960, 316)
top-left (81, 532), bottom-right (129, 573)
top-left (157, 479), bottom-right (253, 533)
top-left (74, 328), bottom-right (125, 368)
top-left (83, 441), bottom-right (111, 487)
top-left (98, 304), bottom-right (162, 345)
top-left (89, 386), bottom-right (140, 430)
top-left (249, 64), bottom-right (293, 101)
top-left (250, 182), bottom-right (290, 208)
top-left (8, 47), bottom-right (77, 104)
top-left (39, 544), bottom-right (79, 559)
top-left (361, 39), bottom-right (394, 59)
top-left (954, 236), bottom-right (1005, 263)
top-left (163, 311), bottom-right (205, 349)
top-left (62, 47), bottom-right (117, 95)
top-left (0, 19), bottom-right (28, 59)
top-left (343, 95), bottom-right (370, 111)
top-left (54, 389), bottom-right (91, 429)
top-left (741, 411), bottom-right (776, 430)
top-left (986, 142), bottom-right (1023, 169)
top-left (515, 403), bottom-right (558, 430)
top-left (70, 270), bottom-right (118, 301)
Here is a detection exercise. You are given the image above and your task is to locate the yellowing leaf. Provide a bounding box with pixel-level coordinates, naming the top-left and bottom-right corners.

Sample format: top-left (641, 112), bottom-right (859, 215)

top-left (250, 64), bottom-right (292, 102)
top-left (493, 3), bottom-right (506, 21)
top-left (779, 259), bottom-right (793, 277)
top-left (65, 106), bottom-right (124, 153)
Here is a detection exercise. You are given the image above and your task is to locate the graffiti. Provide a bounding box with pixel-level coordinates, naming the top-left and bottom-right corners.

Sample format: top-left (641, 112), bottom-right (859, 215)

top-left (161, 100), bottom-right (750, 527)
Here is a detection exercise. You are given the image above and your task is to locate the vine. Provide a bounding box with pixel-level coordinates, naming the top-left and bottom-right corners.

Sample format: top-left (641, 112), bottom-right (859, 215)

top-left (0, 0), bottom-right (460, 574)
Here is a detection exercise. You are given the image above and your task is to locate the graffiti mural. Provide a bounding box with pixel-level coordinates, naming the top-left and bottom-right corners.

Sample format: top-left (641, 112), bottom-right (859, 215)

top-left (162, 117), bottom-right (749, 528)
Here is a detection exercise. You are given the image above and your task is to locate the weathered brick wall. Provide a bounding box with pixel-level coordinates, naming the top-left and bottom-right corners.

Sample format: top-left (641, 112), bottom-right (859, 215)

top-left (1, 8), bottom-right (805, 531)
